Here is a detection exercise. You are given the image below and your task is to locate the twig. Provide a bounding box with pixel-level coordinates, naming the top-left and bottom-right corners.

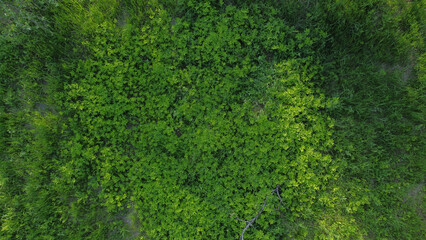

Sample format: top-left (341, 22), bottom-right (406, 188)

top-left (275, 185), bottom-right (285, 211)
top-left (234, 185), bottom-right (285, 240)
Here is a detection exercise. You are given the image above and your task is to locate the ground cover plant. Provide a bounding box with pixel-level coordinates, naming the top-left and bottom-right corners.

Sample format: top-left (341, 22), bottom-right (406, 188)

top-left (1, 0), bottom-right (424, 239)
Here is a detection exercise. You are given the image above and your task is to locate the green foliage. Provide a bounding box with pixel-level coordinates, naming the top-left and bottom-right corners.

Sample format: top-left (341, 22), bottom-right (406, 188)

top-left (1, 0), bottom-right (424, 239)
top-left (0, 1), bottom-right (127, 239)
top-left (307, 0), bottom-right (426, 239)
top-left (61, 4), bottom-right (336, 238)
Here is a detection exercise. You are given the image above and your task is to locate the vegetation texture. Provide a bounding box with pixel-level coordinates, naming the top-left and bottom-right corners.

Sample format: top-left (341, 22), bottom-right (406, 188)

top-left (1, 0), bottom-right (424, 239)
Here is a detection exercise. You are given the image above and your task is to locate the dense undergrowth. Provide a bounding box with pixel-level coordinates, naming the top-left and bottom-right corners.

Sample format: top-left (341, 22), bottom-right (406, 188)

top-left (0, 0), bottom-right (424, 239)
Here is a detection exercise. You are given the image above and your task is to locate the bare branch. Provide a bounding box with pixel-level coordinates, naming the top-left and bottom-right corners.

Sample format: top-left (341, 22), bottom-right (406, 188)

top-left (234, 184), bottom-right (286, 240)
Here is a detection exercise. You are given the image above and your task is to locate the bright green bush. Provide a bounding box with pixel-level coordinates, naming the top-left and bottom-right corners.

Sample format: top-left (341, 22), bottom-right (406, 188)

top-left (61, 3), bottom-right (337, 238)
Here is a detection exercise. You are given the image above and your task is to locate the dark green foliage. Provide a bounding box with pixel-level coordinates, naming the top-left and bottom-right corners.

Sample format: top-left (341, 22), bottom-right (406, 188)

top-left (0, 0), bottom-right (126, 239)
top-left (1, 0), bottom-right (424, 239)
top-left (310, 1), bottom-right (425, 238)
